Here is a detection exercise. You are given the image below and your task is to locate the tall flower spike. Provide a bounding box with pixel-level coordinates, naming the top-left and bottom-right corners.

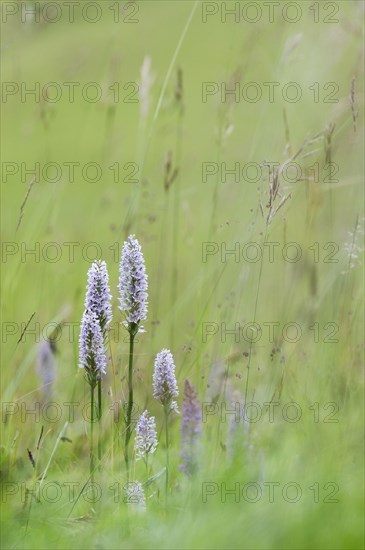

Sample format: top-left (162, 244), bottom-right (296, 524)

top-left (118, 235), bottom-right (148, 334)
top-left (79, 310), bottom-right (107, 387)
top-left (180, 380), bottom-right (202, 476)
top-left (153, 349), bottom-right (179, 413)
top-left (134, 410), bottom-right (158, 462)
top-left (85, 260), bottom-right (112, 335)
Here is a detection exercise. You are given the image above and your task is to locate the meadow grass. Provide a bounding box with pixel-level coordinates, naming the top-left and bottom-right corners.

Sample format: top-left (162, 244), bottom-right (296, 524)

top-left (1, 1), bottom-right (364, 548)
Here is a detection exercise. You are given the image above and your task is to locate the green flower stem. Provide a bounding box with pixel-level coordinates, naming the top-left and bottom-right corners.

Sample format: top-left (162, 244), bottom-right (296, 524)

top-left (124, 329), bottom-right (136, 477)
top-left (97, 378), bottom-right (102, 470)
top-left (165, 406), bottom-right (169, 500)
top-left (90, 384), bottom-right (95, 482)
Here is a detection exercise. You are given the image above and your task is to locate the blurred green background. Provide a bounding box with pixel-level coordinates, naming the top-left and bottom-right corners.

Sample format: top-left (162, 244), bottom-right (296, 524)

top-left (1, 1), bottom-right (364, 548)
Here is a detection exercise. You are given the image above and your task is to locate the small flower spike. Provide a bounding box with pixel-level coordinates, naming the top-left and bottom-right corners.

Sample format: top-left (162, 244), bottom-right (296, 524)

top-left (124, 481), bottom-right (146, 510)
top-left (153, 349), bottom-right (179, 413)
top-left (180, 380), bottom-right (202, 476)
top-left (134, 410), bottom-right (158, 462)
top-left (79, 310), bottom-right (107, 387)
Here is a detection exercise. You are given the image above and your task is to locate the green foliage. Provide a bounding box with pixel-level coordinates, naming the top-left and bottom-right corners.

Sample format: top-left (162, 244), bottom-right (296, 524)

top-left (1, 1), bottom-right (364, 548)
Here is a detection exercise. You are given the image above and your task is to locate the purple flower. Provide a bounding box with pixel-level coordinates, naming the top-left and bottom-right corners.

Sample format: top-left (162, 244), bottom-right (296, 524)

top-left (134, 410), bottom-right (158, 461)
top-left (153, 349), bottom-right (179, 413)
top-left (118, 235), bottom-right (148, 333)
top-left (85, 260), bottom-right (112, 335)
top-left (79, 310), bottom-right (107, 387)
top-left (124, 481), bottom-right (146, 510)
top-left (180, 380), bottom-right (202, 476)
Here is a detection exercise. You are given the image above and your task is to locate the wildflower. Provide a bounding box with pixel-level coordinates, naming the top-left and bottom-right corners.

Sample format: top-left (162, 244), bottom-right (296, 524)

top-left (153, 349), bottom-right (179, 413)
top-left (79, 310), bottom-right (107, 387)
top-left (118, 235), bottom-right (148, 334)
top-left (124, 481), bottom-right (146, 510)
top-left (85, 260), bottom-right (112, 335)
top-left (180, 380), bottom-right (202, 476)
top-left (134, 410), bottom-right (158, 462)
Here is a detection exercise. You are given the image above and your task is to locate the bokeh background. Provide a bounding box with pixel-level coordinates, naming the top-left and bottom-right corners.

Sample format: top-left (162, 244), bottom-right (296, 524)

top-left (1, 1), bottom-right (364, 548)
